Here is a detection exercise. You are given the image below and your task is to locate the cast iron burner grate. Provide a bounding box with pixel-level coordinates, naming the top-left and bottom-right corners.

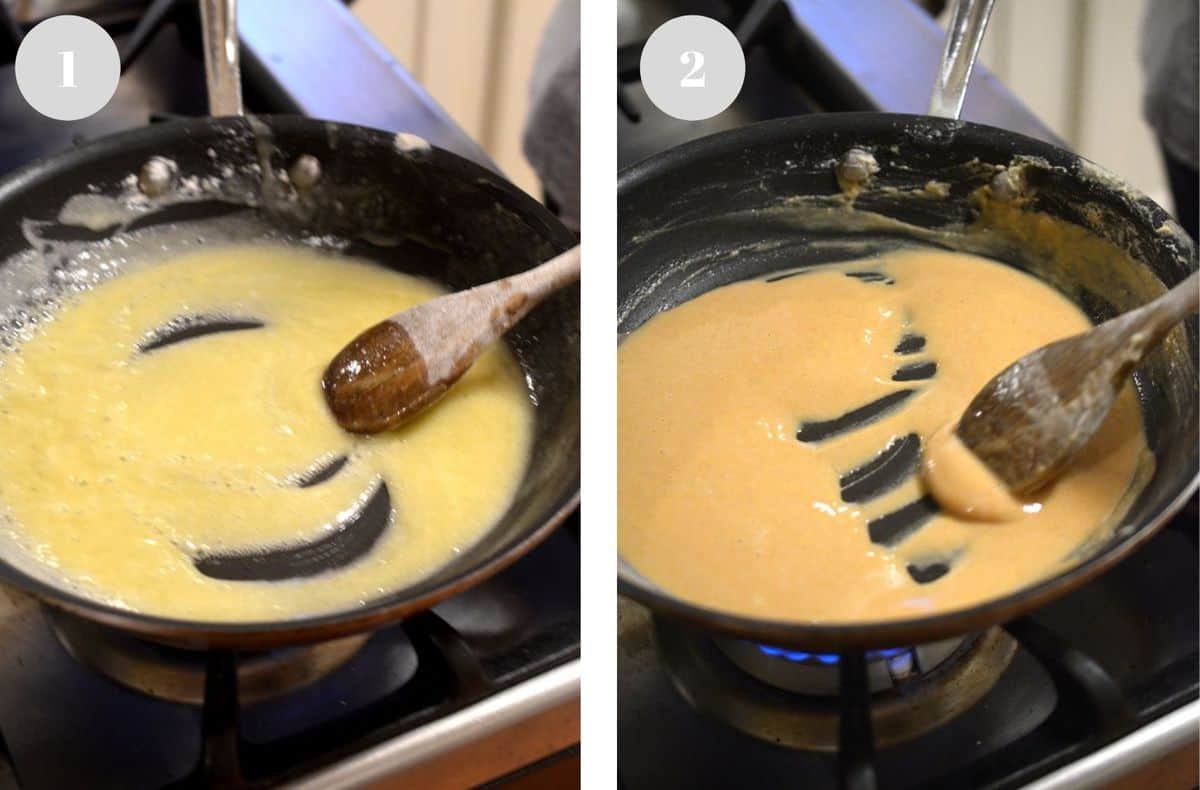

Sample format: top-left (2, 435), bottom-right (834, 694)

top-left (169, 609), bottom-right (496, 788)
top-left (656, 620), bottom-right (1016, 753)
top-left (44, 592), bottom-right (578, 789)
top-left (0, 524), bottom-right (580, 789)
top-left (49, 611), bottom-right (372, 706)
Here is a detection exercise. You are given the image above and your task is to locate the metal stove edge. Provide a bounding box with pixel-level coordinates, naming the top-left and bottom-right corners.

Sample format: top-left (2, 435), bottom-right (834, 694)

top-left (282, 659), bottom-right (581, 789)
top-left (1024, 698), bottom-right (1199, 790)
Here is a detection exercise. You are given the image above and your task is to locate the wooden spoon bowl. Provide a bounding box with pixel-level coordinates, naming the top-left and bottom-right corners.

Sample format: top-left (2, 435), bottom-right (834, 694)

top-left (323, 246), bottom-right (581, 433)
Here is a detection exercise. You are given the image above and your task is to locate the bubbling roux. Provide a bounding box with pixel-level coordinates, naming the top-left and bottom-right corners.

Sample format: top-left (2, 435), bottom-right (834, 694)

top-left (618, 249), bottom-right (1148, 622)
top-left (0, 245), bottom-right (532, 621)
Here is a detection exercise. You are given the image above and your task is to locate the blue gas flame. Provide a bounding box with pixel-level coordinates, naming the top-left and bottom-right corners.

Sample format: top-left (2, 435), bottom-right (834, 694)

top-left (756, 644), bottom-right (910, 664)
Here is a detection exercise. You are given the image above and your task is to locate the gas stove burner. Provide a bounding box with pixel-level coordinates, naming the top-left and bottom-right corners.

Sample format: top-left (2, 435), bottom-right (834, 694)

top-left (716, 637), bottom-right (964, 696)
top-left (653, 617), bottom-right (1017, 751)
top-left (48, 609), bottom-right (368, 705)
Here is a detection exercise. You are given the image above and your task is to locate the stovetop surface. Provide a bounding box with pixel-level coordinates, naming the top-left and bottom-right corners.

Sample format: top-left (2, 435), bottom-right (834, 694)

top-left (618, 513), bottom-right (1197, 789)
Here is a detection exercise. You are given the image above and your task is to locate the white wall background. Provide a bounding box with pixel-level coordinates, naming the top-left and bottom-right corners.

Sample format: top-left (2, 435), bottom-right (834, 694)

top-left (968, 0), bottom-right (1171, 207)
top-left (350, 0), bottom-right (558, 198)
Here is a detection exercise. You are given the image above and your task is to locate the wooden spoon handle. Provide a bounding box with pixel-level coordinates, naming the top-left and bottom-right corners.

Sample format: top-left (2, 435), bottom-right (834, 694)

top-left (390, 245), bottom-right (579, 356)
top-left (1146, 269), bottom-right (1200, 330)
top-left (389, 243), bottom-right (579, 387)
top-left (511, 245), bottom-right (581, 299)
top-left (482, 245), bottom-right (581, 333)
top-left (1113, 270), bottom-right (1199, 355)
top-left (1084, 269), bottom-right (1200, 396)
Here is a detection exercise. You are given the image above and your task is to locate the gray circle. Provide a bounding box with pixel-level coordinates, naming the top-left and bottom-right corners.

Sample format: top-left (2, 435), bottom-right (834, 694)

top-left (639, 15), bottom-right (745, 121)
top-left (15, 15), bottom-right (120, 121)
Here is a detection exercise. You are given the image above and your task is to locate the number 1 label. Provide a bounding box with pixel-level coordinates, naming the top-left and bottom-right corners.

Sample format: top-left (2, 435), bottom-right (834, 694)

top-left (15, 16), bottom-right (120, 120)
top-left (58, 50), bottom-right (75, 88)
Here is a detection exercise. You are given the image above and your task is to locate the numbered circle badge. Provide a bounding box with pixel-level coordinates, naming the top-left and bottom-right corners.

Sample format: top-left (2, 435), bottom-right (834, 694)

top-left (639, 15), bottom-right (745, 121)
top-left (15, 15), bottom-right (120, 121)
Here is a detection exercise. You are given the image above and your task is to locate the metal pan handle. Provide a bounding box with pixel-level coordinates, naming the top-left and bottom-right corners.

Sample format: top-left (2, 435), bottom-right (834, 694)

top-left (927, 0), bottom-right (995, 120)
top-left (200, 0), bottom-right (243, 117)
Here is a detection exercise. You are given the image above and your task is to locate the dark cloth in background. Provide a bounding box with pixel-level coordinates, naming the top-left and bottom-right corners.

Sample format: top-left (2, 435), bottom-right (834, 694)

top-left (1141, 0), bottom-right (1199, 240)
top-left (1162, 146), bottom-right (1198, 241)
top-left (523, 0), bottom-right (581, 234)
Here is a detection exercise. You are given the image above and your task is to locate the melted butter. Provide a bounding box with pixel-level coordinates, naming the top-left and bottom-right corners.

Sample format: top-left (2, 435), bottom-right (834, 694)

top-left (618, 248), bottom-right (1147, 622)
top-left (0, 245), bottom-right (531, 621)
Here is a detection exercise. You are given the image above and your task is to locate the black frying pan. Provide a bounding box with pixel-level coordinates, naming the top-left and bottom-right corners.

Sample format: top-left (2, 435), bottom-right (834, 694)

top-left (0, 114), bottom-right (578, 649)
top-left (617, 113), bottom-right (1197, 651)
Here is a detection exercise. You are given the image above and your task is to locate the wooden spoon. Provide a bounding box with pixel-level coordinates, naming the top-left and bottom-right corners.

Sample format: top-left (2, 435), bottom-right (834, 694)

top-left (322, 246), bottom-right (580, 434)
top-left (952, 270), bottom-right (1198, 496)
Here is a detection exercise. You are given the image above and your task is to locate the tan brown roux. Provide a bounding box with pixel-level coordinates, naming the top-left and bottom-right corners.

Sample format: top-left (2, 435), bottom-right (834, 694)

top-left (0, 245), bottom-right (532, 621)
top-left (618, 249), bottom-right (1146, 622)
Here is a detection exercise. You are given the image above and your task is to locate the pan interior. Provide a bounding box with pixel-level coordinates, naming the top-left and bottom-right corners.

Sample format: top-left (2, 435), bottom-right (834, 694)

top-left (0, 117), bottom-right (578, 636)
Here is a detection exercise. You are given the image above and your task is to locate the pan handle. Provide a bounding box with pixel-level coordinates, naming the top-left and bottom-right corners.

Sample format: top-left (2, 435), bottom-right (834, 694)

top-left (199, 0), bottom-right (243, 117)
top-left (927, 0), bottom-right (995, 120)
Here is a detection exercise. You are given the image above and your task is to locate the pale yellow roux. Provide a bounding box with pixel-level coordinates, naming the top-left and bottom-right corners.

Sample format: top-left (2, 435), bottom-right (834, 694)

top-left (618, 249), bottom-right (1146, 622)
top-left (0, 245), bottom-right (532, 621)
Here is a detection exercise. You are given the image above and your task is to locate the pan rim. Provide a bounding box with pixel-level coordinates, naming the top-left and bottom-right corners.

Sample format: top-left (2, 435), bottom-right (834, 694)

top-left (0, 114), bottom-right (581, 648)
top-left (616, 112), bottom-right (1199, 651)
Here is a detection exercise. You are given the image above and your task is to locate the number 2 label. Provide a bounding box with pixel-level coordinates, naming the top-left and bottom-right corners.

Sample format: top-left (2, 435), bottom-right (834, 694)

top-left (680, 50), bottom-right (705, 88)
top-left (58, 51), bottom-right (75, 88)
